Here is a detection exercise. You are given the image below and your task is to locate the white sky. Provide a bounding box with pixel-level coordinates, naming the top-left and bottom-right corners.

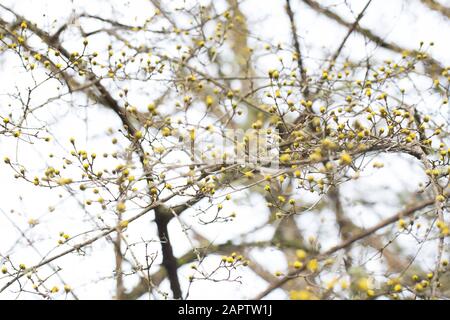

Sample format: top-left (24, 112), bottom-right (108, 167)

top-left (0, 0), bottom-right (449, 300)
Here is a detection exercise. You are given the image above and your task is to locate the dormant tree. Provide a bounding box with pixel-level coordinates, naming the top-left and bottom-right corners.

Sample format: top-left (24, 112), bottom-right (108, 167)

top-left (0, 0), bottom-right (449, 300)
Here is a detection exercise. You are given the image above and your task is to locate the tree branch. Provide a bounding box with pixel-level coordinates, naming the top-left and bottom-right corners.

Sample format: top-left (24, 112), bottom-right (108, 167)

top-left (254, 197), bottom-right (434, 299)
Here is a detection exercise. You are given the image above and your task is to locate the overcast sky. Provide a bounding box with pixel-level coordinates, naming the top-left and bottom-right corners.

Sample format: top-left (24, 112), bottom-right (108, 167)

top-left (0, 0), bottom-right (449, 299)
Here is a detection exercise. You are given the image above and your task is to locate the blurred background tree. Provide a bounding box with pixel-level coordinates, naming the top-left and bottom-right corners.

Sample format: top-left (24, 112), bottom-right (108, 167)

top-left (0, 0), bottom-right (449, 300)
